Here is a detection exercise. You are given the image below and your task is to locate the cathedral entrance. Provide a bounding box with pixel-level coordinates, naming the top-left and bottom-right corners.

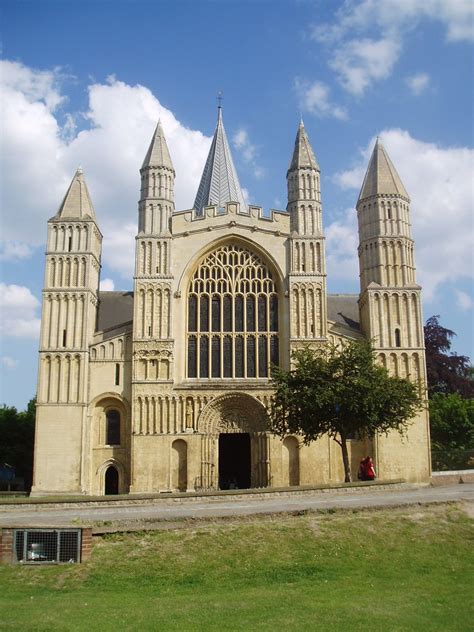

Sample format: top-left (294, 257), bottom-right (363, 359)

top-left (218, 433), bottom-right (251, 490)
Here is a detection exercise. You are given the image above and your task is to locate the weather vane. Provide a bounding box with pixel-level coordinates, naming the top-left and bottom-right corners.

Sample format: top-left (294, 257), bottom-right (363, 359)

top-left (217, 90), bottom-right (224, 108)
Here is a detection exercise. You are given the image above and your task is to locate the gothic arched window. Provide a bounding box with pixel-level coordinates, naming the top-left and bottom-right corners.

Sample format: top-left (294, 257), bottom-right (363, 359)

top-left (187, 244), bottom-right (279, 378)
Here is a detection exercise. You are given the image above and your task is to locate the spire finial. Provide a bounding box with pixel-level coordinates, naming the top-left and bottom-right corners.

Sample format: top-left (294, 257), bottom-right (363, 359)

top-left (217, 90), bottom-right (224, 118)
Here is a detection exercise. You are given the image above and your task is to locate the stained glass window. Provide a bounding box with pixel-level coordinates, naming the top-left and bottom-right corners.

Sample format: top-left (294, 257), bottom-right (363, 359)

top-left (187, 245), bottom-right (279, 378)
top-left (199, 337), bottom-right (209, 378)
top-left (258, 336), bottom-right (267, 377)
top-left (200, 295), bottom-right (209, 332)
top-left (212, 296), bottom-right (220, 332)
top-left (212, 336), bottom-right (220, 377)
top-left (188, 295), bottom-right (197, 332)
top-left (246, 296), bottom-right (255, 332)
top-left (235, 295), bottom-right (244, 332)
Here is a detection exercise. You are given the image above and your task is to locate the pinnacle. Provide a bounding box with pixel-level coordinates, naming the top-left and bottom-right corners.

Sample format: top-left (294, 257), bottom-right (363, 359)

top-left (55, 168), bottom-right (96, 220)
top-left (358, 138), bottom-right (409, 201)
top-left (142, 119), bottom-right (174, 171)
top-left (193, 107), bottom-right (247, 213)
top-left (288, 120), bottom-right (319, 172)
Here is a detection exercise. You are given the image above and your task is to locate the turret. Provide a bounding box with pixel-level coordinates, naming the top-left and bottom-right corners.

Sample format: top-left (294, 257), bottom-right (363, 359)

top-left (139, 120), bottom-right (175, 235)
top-left (357, 138), bottom-right (416, 292)
top-left (33, 168), bottom-right (102, 495)
top-left (287, 121), bottom-right (327, 343)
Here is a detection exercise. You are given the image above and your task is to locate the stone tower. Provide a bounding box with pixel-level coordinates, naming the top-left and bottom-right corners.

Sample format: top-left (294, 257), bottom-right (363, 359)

top-left (357, 138), bottom-right (430, 480)
top-left (33, 168), bottom-right (102, 494)
top-left (131, 121), bottom-right (175, 490)
top-left (287, 121), bottom-right (327, 351)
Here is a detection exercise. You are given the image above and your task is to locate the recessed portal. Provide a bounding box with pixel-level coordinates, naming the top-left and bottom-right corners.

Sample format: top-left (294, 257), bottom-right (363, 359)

top-left (218, 433), bottom-right (251, 490)
top-left (104, 466), bottom-right (119, 495)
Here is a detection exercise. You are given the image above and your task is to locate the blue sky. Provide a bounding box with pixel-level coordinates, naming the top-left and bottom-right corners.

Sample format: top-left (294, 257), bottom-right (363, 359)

top-left (1, 0), bottom-right (473, 410)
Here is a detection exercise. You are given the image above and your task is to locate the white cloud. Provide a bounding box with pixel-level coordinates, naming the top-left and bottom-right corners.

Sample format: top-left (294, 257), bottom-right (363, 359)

top-left (0, 242), bottom-right (35, 262)
top-left (1, 356), bottom-right (18, 369)
top-left (329, 36), bottom-right (401, 96)
top-left (312, 0), bottom-right (473, 95)
top-left (334, 129), bottom-right (474, 299)
top-left (232, 128), bottom-right (264, 179)
top-left (406, 73), bottom-right (430, 96)
top-left (312, 0), bottom-right (474, 44)
top-left (0, 283), bottom-right (41, 339)
top-left (325, 209), bottom-right (359, 281)
top-left (99, 278), bottom-right (115, 291)
top-left (0, 60), bottom-right (213, 279)
top-left (455, 290), bottom-right (473, 311)
top-left (295, 79), bottom-right (347, 119)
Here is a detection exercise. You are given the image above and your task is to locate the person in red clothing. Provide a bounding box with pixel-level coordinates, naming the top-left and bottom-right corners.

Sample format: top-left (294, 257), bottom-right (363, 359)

top-left (358, 456), bottom-right (376, 481)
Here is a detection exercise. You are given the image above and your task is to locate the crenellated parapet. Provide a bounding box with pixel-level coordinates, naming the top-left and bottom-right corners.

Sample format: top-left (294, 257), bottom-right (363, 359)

top-left (172, 201), bottom-right (290, 237)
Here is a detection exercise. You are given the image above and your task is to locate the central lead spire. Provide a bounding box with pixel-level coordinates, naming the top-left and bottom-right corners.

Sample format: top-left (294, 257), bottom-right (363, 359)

top-left (193, 105), bottom-right (247, 214)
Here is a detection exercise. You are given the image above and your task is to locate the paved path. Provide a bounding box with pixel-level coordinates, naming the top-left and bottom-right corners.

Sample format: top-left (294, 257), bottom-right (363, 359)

top-left (1, 484), bottom-right (473, 528)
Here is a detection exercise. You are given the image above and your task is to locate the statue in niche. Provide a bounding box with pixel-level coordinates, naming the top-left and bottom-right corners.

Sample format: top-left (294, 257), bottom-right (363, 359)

top-left (186, 398), bottom-right (194, 429)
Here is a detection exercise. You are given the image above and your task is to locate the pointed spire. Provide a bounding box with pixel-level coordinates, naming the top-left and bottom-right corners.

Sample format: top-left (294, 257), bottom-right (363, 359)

top-left (358, 138), bottom-right (409, 201)
top-left (288, 121), bottom-right (319, 172)
top-left (142, 120), bottom-right (174, 171)
top-left (55, 168), bottom-right (96, 220)
top-left (193, 107), bottom-right (247, 213)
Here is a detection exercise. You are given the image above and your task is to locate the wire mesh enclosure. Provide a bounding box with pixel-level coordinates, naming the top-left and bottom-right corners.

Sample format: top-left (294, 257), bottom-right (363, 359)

top-left (14, 529), bottom-right (81, 564)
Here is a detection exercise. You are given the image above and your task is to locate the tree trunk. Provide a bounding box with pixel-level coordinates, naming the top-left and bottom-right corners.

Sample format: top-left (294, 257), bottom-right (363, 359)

top-left (340, 435), bottom-right (352, 483)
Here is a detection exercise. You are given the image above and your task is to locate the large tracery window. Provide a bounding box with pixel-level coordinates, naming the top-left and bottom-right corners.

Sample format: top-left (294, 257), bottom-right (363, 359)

top-left (187, 244), bottom-right (279, 379)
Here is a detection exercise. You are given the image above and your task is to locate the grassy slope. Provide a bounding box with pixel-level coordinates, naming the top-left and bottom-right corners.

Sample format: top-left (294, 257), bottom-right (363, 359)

top-left (0, 504), bottom-right (472, 631)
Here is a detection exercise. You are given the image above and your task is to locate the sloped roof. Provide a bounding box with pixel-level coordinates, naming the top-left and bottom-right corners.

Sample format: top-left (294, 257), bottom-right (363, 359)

top-left (193, 107), bottom-right (247, 214)
top-left (96, 291), bottom-right (134, 332)
top-left (142, 120), bottom-right (174, 171)
top-left (288, 121), bottom-right (319, 172)
top-left (358, 138), bottom-right (409, 201)
top-left (327, 294), bottom-right (360, 332)
top-left (54, 168), bottom-right (96, 220)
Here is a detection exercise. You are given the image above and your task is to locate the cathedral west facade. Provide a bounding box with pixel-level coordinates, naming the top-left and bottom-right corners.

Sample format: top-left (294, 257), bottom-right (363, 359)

top-left (32, 107), bottom-right (431, 496)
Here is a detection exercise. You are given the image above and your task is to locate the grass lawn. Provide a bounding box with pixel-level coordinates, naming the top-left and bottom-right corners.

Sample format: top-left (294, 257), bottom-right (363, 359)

top-left (0, 503), bottom-right (472, 631)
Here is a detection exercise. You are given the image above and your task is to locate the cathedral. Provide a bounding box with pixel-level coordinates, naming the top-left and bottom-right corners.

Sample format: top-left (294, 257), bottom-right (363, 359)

top-left (32, 107), bottom-right (431, 496)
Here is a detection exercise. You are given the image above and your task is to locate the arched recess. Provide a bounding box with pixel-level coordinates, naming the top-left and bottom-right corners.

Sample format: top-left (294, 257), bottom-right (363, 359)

top-left (196, 393), bottom-right (270, 490)
top-left (282, 436), bottom-right (300, 486)
top-left (97, 459), bottom-right (126, 495)
top-left (171, 439), bottom-right (188, 492)
top-left (89, 392), bottom-right (130, 447)
top-left (105, 465), bottom-right (119, 495)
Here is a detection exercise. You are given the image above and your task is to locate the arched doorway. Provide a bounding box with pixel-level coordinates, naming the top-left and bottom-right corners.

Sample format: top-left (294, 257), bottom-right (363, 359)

top-left (171, 440), bottom-right (188, 492)
top-left (197, 393), bottom-right (270, 490)
top-left (104, 465), bottom-right (119, 495)
top-left (282, 437), bottom-right (300, 487)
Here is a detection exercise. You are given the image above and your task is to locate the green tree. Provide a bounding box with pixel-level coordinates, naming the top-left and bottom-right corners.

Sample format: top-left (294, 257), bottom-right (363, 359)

top-left (0, 398), bottom-right (36, 491)
top-left (429, 393), bottom-right (474, 470)
top-left (269, 341), bottom-right (423, 482)
top-left (424, 315), bottom-right (473, 398)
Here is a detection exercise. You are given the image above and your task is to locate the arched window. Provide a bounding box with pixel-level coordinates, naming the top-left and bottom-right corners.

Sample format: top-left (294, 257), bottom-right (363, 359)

top-left (187, 244), bottom-right (279, 378)
top-left (106, 409), bottom-right (120, 445)
top-left (395, 328), bottom-right (401, 348)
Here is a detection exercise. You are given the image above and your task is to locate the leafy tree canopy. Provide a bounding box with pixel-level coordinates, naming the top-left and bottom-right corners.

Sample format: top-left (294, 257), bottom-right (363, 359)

top-left (269, 340), bottom-right (423, 482)
top-left (424, 315), bottom-right (473, 399)
top-left (0, 398), bottom-right (36, 490)
top-left (429, 393), bottom-right (474, 451)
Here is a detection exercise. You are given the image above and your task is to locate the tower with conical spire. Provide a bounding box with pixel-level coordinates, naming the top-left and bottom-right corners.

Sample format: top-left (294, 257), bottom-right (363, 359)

top-left (130, 121), bottom-right (176, 491)
top-left (33, 168), bottom-right (103, 494)
top-left (357, 138), bottom-right (430, 481)
top-left (287, 121), bottom-right (327, 346)
top-left (194, 106), bottom-right (247, 214)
